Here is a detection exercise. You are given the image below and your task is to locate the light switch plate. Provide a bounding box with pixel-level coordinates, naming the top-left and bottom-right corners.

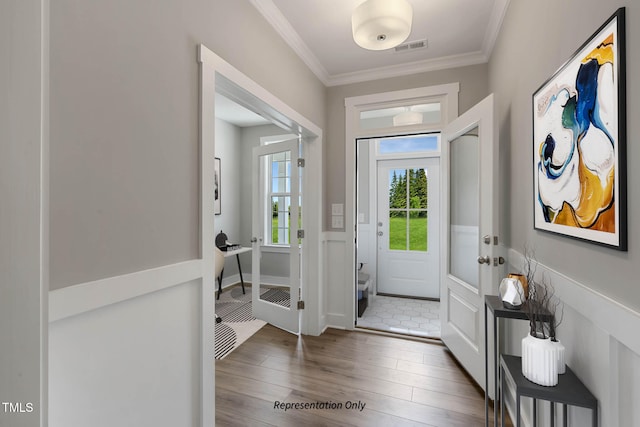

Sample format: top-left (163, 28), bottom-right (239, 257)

top-left (331, 203), bottom-right (344, 216)
top-left (332, 215), bottom-right (344, 229)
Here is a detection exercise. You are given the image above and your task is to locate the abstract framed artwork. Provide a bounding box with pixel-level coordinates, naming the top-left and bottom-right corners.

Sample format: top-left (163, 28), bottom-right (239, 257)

top-left (533, 8), bottom-right (627, 250)
top-left (214, 157), bottom-right (221, 215)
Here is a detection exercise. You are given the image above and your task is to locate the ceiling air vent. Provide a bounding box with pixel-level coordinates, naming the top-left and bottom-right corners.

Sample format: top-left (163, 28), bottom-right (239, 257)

top-left (394, 39), bottom-right (428, 53)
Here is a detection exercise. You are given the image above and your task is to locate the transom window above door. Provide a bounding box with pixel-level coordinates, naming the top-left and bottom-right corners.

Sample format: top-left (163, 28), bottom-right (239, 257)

top-left (377, 134), bottom-right (439, 155)
top-left (359, 102), bottom-right (441, 131)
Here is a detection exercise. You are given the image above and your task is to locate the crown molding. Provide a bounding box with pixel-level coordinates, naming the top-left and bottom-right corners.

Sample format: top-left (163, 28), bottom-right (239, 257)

top-left (251, 0), bottom-right (510, 88)
top-left (249, 0), bottom-right (331, 86)
top-left (326, 51), bottom-right (489, 87)
top-left (482, 0), bottom-right (511, 58)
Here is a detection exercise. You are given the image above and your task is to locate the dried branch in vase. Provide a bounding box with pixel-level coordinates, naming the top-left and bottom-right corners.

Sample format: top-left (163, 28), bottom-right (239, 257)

top-left (521, 246), bottom-right (563, 340)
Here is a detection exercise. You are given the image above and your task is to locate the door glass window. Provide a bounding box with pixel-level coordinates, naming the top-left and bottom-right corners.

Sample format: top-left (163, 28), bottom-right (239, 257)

top-left (268, 151), bottom-right (292, 245)
top-left (449, 129), bottom-right (479, 288)
top-left (255, 144), bottom-right (297, 312)
top-left (388, 168), bottom-right (429, 252)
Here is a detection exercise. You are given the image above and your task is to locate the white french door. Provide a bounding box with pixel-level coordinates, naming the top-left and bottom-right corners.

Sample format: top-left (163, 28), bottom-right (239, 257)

top-left (440, 94), bottom-right (499, 393)
top-left (376, 158), bottom-right (440, 299)
top-left (251, 139), bottom-right (301, 333)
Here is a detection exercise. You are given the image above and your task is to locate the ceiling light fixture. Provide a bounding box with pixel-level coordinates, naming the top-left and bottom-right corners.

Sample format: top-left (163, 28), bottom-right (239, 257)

top-left (352, 0), bottom-right (413, 51)
top-left (393, 108), bottom-right (423, 126)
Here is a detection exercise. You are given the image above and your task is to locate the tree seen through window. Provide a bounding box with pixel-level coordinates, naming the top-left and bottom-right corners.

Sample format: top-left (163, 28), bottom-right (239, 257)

top-left (388, 168), bottom-right (428, 251)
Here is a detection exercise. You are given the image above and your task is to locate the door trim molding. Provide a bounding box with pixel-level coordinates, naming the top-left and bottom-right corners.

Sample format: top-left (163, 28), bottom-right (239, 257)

top-left (345, 84), bottom-right (459, 330)
top-left (198, 44), bottom-right (324, 339)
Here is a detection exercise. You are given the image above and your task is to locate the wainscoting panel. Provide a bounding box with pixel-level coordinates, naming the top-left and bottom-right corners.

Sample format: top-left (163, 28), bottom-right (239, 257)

top-left (49, 262), bottom-right (208, 427)
top-left (504, 249), bottom-right (640, 427)
top-left (323, 232), bottom-right (351, 329)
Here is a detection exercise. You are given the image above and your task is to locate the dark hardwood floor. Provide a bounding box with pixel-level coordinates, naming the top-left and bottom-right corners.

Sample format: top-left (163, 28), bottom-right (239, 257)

top-left (215, 325), bottom-right (512, 426)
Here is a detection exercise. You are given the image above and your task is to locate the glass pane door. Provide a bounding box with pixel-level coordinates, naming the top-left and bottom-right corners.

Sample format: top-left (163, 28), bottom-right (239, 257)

top-left (252, 139), bottom-right (300, 333)
top-left (448, 129), bottom-right (480, 288)
top-left (377, 158), bottom-right (440, 299)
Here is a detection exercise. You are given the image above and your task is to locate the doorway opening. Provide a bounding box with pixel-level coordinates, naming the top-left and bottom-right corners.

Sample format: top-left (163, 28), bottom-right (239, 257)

top-left (199, 45), bottom-right (324, 352)
top-left (212, 87), bottom-right (305, 338)
top-left (355, 133), bottom-right (442, 339)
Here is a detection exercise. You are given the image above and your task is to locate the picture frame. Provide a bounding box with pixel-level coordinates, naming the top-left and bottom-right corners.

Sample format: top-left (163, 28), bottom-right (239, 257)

top-left (214, 157), bottom-right (221, 215)
top-left (533, 8), bottom-right (626, 250)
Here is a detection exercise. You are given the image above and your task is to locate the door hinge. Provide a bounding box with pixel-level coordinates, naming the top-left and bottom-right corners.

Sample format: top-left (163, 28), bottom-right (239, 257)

top-left (297, 158), bottom-right (305, 167)
top-left (297, 300), bottom-right (305, 310)
top-left (297, 229), bottom-right (305, 239)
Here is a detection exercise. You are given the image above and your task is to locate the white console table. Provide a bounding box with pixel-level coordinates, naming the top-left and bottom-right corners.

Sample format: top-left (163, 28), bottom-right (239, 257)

top-left (217, 246), bottom-right (252, 300)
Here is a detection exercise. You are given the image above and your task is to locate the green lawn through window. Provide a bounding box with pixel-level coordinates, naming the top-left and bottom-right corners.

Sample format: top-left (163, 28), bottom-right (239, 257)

top-left (271, 214), bottom-right (302, 244)
top-left (389, 216), bottom-right (428, 251)
top-left (272, 216), bottom-right (426, 250)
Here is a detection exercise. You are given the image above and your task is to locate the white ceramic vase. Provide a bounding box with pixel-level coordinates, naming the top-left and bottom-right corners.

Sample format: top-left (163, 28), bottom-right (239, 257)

top-left (551, 339), bottom-right (566, 374)
top-left (522, 333), bottom-right (558, 386)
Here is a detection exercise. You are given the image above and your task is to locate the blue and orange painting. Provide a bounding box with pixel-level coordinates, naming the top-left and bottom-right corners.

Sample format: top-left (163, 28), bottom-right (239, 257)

top-left (533, 13), bottom-right (623, 248)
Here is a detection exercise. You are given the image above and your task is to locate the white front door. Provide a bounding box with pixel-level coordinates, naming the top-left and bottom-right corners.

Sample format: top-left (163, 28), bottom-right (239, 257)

top-left (377, 158), bottom-right (440, 299)
top-left (251, 139), bottom-right (300, 333)
top-left (440, 94), bottom-right (499, 393)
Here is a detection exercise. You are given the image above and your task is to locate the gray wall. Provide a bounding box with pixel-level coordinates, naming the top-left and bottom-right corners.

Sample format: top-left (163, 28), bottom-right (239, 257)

top-left (214, 118), bottom-right (242, 242)
top-left (326, 64), bottom-right (489, 230)
top-left (1, 0), bottom-right (45, 425)
top-left (489, 1), bottom-right (640, 312)
top-left (49, 0), bottom-right (326, 290)
top-left (214, 118), bottom-right (242, 277)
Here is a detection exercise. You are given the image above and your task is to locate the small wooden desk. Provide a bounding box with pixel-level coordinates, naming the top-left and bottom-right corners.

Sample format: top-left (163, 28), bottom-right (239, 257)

top-left (216, 246), bottom-right (252, 300)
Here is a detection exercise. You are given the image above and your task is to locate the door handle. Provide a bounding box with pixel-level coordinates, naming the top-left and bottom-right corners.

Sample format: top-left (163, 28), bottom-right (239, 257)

top-left (477, 255), bottom-right (490, 265)
top-left (377, 231), bottom-right (383, 236)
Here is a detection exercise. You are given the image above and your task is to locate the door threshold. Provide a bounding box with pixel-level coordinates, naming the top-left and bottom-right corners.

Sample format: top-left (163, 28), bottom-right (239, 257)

top-left (376, 292), bottom-right (440, 302)
top-left (354, 325), bottom-right (442, 344)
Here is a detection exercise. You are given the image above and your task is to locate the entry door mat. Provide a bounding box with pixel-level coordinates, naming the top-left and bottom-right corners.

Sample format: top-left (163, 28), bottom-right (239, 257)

top-left (214, 285), bottom-right (290, 360)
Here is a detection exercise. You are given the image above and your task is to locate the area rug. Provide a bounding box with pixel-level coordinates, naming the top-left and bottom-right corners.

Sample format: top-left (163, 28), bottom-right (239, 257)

top-left (214, 285), bottom-right (290, 360)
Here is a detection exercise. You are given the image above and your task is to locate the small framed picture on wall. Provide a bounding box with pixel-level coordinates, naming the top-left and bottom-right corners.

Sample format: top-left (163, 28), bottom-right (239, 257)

top-left (214, 157), bottom-right (221, 215)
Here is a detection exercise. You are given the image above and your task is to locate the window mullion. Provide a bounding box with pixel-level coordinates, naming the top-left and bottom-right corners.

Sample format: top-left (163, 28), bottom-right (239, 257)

top-left (406, 168), bottom-right (410, 249)
top-left (267, 159), bottom-right (292, 246)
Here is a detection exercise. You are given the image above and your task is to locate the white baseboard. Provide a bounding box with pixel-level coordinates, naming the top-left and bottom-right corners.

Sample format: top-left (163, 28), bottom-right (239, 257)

top-left (325, 314), bottom-right (348, 330)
